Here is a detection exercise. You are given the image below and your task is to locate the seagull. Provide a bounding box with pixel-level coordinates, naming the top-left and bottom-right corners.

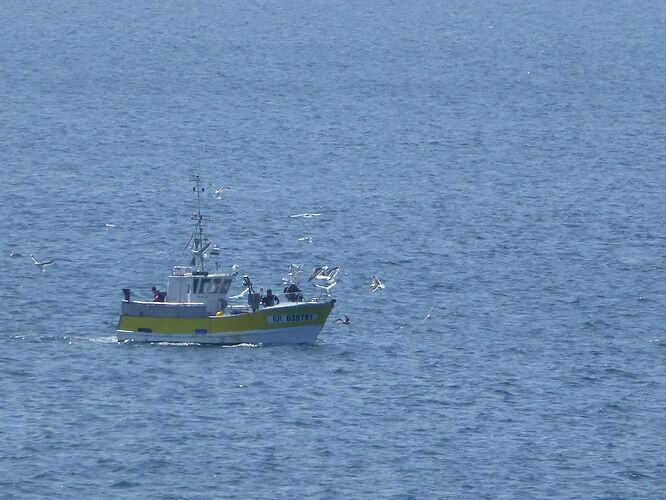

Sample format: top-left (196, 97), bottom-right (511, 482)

top-left (309, 266), bottom-right (339, 283)
top-left (370, 276), bottom-right (385, 292)
top-left (314, 281), bottom-right (337, 292)
top-left (31, 255), bottom-right (55, 272)
top-left (190, 242), bottom-right (211, 262)
top-left (229, 287), bottom-right (250, 299)
top-left (424, 305), bottom-right (434, 320)
top-left (231, 264), bottom-right (240, 276)
top-left (281, 264), bottom-right (304, 285)
top-left (420, 303), bottom-right (437, 323)
top-left (335, 315), bottom-right (351, 325)
top-left (209, 184), bottom-right (231, 199)
top-left (288, 263), bottom-right (303, 276)
top-left (320, 266), bottom-right (339, 282)
top-left (309, 266), bottom-right (325, 281)
top-left (297, 235), bottom-right (312, 243)
top-left (290, 213), bottom-right (321, 219)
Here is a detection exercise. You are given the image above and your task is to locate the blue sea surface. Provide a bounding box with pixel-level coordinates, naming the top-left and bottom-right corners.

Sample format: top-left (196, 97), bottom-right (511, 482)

top-left (1, 1), bottom-right (665, 498)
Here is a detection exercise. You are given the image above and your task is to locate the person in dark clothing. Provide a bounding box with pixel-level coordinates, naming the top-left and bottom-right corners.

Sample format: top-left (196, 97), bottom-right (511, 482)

top-left (152, 286), bottom-right (166, 302)
top-left (283, 282), bottom-right (303, 302)
top-left (261, 289), bottom-right (279, 307)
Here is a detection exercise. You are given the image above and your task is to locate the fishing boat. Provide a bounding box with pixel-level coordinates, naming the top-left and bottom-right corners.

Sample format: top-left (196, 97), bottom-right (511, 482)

top-left (116, 175), bottom-right (336, 345)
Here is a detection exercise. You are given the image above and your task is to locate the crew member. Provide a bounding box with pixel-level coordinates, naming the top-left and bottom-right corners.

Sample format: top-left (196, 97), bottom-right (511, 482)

top-left (284, 282), bottom-right (303, 302)
top-left (261, 289), bottom-right (279, 307)
top-left (152, 286), bottom-right (166, 302)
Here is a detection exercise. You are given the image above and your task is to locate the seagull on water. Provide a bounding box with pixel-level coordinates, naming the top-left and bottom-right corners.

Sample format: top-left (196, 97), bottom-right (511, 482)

top-left (335, 315), bottom-right (351, 325)
top-left (31, 255), bottom-right (55, 272)
top-left (370, 276), bottom-right (385, 292)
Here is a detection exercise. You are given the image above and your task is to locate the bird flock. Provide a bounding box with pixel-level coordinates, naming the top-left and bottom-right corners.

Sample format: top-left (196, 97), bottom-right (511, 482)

top-left (12, 185), bottom-right (396, 327)
top-left (274, 264), bottom-right (386, 326)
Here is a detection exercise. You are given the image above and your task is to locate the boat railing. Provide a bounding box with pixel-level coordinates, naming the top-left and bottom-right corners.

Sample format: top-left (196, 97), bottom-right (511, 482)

top-left (121, 301), bottom-right (207, 318)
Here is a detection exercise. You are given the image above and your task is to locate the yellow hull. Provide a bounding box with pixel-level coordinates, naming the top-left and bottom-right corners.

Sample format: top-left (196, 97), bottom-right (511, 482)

top-left (117, 301), bottom-right (335, 345)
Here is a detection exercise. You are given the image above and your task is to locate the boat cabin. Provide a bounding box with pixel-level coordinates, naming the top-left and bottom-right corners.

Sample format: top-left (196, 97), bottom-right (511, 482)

top-left (167, 266), bottom-right (234, 314)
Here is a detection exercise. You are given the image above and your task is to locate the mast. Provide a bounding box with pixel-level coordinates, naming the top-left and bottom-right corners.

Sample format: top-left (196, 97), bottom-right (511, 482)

top-left (189, 174), bottom-right (209, 272)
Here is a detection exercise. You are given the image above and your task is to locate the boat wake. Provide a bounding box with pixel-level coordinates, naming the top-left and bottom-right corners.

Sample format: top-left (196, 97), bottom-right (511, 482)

top-left (9, 333), bottom-right (117, 344)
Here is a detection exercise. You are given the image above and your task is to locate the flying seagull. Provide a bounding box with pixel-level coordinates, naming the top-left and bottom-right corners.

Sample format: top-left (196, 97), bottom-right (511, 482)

top-left (281, 264), bottom-right (304, 285)
top-left (190, 242), bottom-right (211, 264)
top-left (421, 304), bottom-right (435, 323)
top-left (288, 263), bottom-right (303, 277)
top-left (309, 266), bottom-right (325, 281)
top-left (229, 287), bottom-right (250, 300)
top-left (309, 266), bottom-right (339, 283)
top-left (290, 213), bottom-right (321, 219)
top-left (335, 315), bottom-right (351, 325)
top-left (314, 281), bottom-right (337, 292)
top-left (31, 255), bottom-right (55, 272)
top-left (212, 186), bottom-right (231, 199)
top-left (370, 276), bottom-right (385, 292)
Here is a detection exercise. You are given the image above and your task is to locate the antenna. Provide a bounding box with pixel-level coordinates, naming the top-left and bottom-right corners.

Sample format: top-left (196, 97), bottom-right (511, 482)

top-left (190, 174), bottom-right (207, 271)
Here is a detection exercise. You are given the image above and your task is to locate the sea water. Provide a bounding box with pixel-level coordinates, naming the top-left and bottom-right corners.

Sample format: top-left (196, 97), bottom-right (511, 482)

top-left (1, 1), bottom-right (664, 498)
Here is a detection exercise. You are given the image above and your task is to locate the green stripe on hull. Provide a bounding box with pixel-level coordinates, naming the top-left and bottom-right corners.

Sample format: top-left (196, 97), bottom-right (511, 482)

top-left (118, 301), bottom-right (334, 335)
